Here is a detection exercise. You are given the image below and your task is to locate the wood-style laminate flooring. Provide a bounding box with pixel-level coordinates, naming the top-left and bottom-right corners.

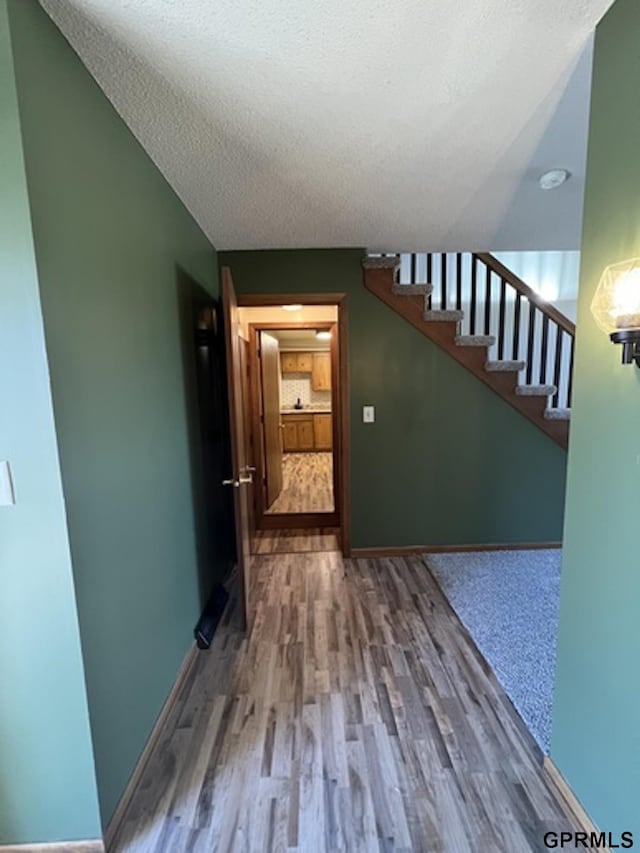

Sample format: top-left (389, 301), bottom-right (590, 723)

top-left (266, 452), bottom-right (334, 514)
top-left (110, 547), bottom-right (577, 852)
top-left (253, 528), bottom-right (341, 554)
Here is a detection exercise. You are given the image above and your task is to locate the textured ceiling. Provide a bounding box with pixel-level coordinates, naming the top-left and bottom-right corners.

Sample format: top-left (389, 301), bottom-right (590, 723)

top-left (40, 0), bottom-right (613, 251)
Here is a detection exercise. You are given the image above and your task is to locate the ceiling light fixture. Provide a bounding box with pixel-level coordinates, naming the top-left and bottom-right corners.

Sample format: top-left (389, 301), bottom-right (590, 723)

top-left (539, 169), bottom-right (571, 190)
top-left (315, 330), bottom-right (331, 341)
top-left (282, 303), bottom-right (303, 312)
top-left (591, 258), bottom-right (640, 366)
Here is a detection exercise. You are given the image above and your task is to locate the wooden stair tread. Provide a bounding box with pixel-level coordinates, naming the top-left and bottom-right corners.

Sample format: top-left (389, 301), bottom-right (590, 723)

top-left (424, 309), bottom-right (464, 322)
top-left (486, 360), bottom-right (525, 372)
top-left (516, 384), bottom-right (557, 397)
top-left (362, 256), bottom-right (400, 270)
top-left (392, 282), bottom-right (433, 296)
top-left (362, 258), bottom-right (570, 449)
top-left (544, 408), bottom-right (571, 421)
top-left (455, 334), bottom-right (495, 347)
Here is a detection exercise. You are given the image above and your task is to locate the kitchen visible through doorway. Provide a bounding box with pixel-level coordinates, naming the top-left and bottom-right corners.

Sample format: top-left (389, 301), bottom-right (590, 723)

top-left (236, 297), bottom-right (348, 551)
top-left (265, 329), bottom-right (334, 515)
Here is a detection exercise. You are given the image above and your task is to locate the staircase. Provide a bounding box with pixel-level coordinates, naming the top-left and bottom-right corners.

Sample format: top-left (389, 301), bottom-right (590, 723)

top-left (363, 252), bottom-right (575, 449)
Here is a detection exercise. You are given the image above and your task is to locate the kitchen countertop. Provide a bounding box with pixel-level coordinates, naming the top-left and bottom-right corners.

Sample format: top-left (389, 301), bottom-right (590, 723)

top-left (281, 408), bottom-right (332, 414)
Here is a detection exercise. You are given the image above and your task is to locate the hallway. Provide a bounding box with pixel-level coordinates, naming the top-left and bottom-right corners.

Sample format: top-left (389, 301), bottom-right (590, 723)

top-left (110, 546), bottom-right (577, 852)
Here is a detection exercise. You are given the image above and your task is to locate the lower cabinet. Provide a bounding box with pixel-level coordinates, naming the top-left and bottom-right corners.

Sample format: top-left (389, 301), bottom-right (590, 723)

top-left (282, 421), bottom-right (298, 451)
top-left (313, 414), bottom-right (333, 450)
top-left (282, 412), bottom-right (332, 452)
top-left (298, 420), bottom-right (315, 450)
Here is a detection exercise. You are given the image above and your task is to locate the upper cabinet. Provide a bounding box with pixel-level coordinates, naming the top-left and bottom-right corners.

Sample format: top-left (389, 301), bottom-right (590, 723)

top-left (281, 352), bottom-right (300, 373)
top-left (312, 352), bottom-right (331, 391)
top-left (296, 352), bottom-right (313, 372)
top-left (281, 351), bottom-right (313, 373)
top-left (281, 350), bottom-right (330, 383)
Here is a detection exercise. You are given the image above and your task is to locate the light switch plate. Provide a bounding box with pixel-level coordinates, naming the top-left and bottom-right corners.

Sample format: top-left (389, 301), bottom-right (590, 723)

top-left (0, 460), bottom-right (15, 506)
top-left (363, 406), bottom-right (375, 423)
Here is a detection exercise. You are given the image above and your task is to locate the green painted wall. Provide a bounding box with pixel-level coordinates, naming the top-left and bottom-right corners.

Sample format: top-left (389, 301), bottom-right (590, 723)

top-left (221, 249), bottom-right (568, 547)
top-left (551, 0), bottom-right (640, 835)
top-left (0, 1), bottom-right (100, 843)
top-left (8, 0), bottom-right (221, 828)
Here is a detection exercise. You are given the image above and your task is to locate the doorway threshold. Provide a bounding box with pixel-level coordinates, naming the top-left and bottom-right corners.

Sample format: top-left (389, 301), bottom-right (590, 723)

top-left (253, 527), bottom-right (341, 554)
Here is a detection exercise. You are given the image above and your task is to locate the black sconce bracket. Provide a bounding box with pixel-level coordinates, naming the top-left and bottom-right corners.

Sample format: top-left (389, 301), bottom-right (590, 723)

top-left (610, 329), bottom-right (640, 366)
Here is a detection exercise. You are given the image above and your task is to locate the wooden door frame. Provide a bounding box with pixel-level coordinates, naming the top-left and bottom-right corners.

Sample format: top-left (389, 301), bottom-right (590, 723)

top-left (240, 294), bottom-right (350, 556)
top-left (256, 330), bottom-right (283, 509)
top-left (249, 322), bottom-right (339, 530)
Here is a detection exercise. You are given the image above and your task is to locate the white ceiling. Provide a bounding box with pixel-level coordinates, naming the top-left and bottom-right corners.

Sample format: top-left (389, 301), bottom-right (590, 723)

top-left (40, 0), bottom-right (613, 251)
top-left (271, 330), bottom-right (331, 351)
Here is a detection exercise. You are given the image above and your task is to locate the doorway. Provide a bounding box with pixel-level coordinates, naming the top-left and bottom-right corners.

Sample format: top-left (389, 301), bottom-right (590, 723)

top-left (237, 297), bottom-right (349, 554)
top-left (258, 326), bottom-right (335, 516)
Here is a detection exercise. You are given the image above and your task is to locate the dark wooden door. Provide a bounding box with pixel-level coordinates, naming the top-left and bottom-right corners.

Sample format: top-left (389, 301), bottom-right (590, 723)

top-left (260, 332), bottom-right (284, 508)
top-left (238, 338), bottom-right (256, 547)
top-left (184, 276), bottom-right (235, 607)
top-left (221, 267), bottom-right (252, 629)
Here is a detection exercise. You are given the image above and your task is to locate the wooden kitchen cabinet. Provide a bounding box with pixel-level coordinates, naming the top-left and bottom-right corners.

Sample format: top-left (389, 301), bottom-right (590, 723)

top-left (281, 412), bottom-right (332, 451)
top-left (296, 352), bottom-right (313, 372)
top-left (281, 351), bottom-right (313, 373)
top-left (281, 352), bottom-right (299, 373)
top-left (282, 420), bottom-right (299, 451)
top-left (298, 420), bottom-right (315, 450)
top-left (281, 351), bottom-right (330, 380)
top-left (281, 413), bottom-right (313, 451)
top-left (312, 352), bottom-right (331, 391)
top-left (313, 414), bottom-right (333, 450)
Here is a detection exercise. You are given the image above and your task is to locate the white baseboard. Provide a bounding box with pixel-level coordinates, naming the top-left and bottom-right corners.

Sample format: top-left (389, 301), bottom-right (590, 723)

top-left (103, 642), bottom-right (199, 850)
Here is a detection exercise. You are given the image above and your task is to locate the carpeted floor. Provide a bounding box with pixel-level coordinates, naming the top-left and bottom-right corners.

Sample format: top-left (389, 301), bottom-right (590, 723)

top-left (425, 549), bottom-right (561, 753)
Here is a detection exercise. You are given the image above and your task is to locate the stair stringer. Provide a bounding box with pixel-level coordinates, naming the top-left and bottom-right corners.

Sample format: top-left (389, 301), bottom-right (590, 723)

top-left (363, 261), bottom-right (569, 450)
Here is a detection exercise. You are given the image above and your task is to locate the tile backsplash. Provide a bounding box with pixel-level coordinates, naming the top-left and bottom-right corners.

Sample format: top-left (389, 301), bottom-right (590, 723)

top-left (281, 373), bottom-right (331, 409)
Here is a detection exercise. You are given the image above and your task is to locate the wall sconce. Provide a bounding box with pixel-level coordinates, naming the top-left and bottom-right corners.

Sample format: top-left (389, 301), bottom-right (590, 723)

top-left (591, 258), bottom-right (640, 366)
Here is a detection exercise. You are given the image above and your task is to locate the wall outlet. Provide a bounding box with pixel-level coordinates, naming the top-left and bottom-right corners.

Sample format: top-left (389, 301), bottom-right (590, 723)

top-left (363, 406), bottom-right (375, 423)
top-left (0, 460), bottom-right (15, 506)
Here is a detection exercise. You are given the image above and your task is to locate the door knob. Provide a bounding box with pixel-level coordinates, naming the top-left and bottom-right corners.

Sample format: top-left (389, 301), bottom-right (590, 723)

top-left (222, 478), bottom-right (240, 488)
top-left (238, 475), bottom-right (253, 485)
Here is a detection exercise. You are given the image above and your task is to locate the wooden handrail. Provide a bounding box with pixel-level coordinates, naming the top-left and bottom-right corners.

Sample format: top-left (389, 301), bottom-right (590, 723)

top-left (366, 248), bottom-right (576, 410)
top-left (475, 252), bottom-right (576, 337)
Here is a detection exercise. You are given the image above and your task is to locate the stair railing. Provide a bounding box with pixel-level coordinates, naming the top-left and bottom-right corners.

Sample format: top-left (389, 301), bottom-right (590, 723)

top-left (372, 252), bottom-right (576, 410)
